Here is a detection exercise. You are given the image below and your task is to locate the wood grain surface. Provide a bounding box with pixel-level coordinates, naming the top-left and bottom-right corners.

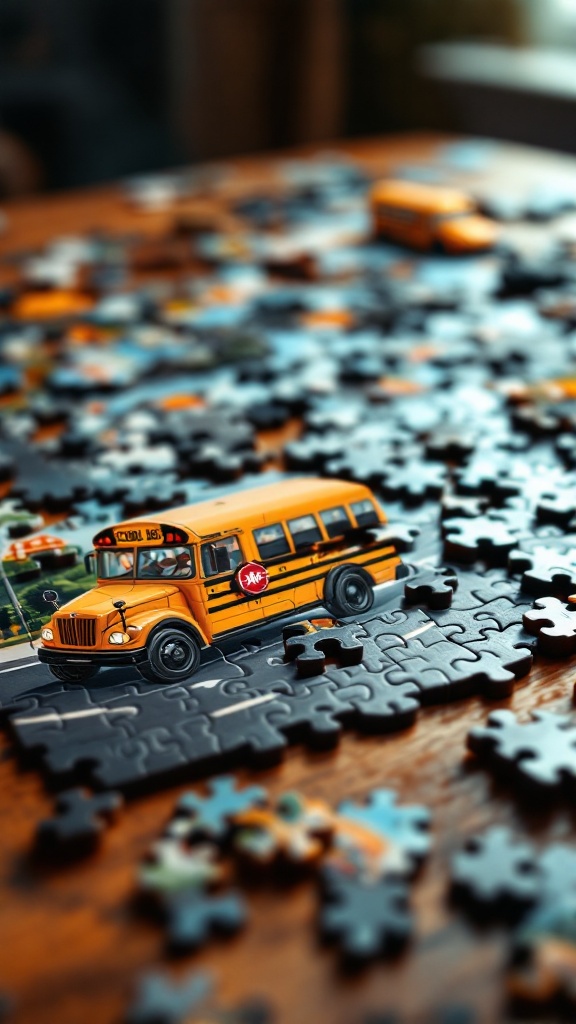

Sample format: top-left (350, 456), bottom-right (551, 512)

top-left (1, 134), bottom-right (575, 1024)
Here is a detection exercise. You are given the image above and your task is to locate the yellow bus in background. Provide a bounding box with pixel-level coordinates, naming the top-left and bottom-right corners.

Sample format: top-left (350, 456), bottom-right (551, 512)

top-left (371, 179), bottom-right (498, 253)
top-left (38, 478), bottom-right (404, 684)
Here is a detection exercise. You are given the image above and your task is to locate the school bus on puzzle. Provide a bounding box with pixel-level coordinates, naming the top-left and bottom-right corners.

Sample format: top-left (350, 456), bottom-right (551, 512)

top-left (371, 179), bottom-right (498, 253)
top-left (38, 478), bottom-right (405, 684)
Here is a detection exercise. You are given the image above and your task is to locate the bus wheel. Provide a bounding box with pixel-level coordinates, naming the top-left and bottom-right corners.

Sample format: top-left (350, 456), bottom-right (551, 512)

top-left (324, 565), bottom-right (374, 618)
top-left (49, 664), bottom-right (100, 682)
top-left (139, 627), bottom-right (200, 684)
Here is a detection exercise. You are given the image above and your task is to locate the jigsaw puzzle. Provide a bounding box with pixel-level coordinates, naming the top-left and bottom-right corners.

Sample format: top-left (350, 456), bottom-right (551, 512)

top-left (2, 134), bottom-right (576, 1023)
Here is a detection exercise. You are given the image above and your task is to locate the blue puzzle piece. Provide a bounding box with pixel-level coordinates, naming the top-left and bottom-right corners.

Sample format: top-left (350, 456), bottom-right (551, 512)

top-left (337, 789), bottom-right (430, 871)
top-left (175, 775), bottom-right (268, 838)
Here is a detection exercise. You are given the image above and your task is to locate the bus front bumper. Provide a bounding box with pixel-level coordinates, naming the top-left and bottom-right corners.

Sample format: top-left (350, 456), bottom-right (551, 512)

top-left (37, 645), bottom-right (149, 668)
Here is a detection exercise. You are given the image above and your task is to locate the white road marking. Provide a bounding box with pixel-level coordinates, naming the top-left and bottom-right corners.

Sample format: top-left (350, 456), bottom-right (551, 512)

top-left (0, 659), bottom-right (42, 675)
top-left (13, 706), bottom-right (138, 726)
top-left (211, 693), bottom-right (277, 718)
top-left (402, 620), bottom-right (435, 640)
top-left (190, 678), bottom-right (227, 690)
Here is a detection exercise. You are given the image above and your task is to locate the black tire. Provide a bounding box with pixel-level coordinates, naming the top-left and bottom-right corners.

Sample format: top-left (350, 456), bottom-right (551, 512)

top-left (49, 663), bottom-right (100, 683)
top-left (324, 565), bottom-right (374, 618)
top-left (139, 626), bottom-right (201, 684)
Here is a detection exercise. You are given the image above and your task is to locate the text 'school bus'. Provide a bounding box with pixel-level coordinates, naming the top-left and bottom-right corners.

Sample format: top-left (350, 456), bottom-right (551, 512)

top-left (370, 179), bottom-right (498, 254)
top-left (38, 478), bottom-right (405, 685)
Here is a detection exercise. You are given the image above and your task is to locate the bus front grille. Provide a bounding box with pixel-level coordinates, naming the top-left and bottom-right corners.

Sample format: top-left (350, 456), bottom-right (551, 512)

top-left (56, 617), bottom-right (97, 647)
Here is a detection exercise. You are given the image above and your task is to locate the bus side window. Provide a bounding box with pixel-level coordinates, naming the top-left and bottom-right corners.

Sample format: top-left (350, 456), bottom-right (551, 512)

top-left (253, 522), bottom-right (290, 559)
top-left (320, 506), bottom-right (353, 539)
top-left (351, 499), bottom-right (380, 528)
top-left (287, 514), bottom-right (322, 550)
top-left (201, 535), bottom-right (242, 577)
top-left (378, 204), bottom-right (415, 224)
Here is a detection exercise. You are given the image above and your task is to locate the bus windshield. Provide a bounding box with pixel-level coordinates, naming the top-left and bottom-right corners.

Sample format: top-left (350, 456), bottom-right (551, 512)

top-left (137, 546), bottom-right (194, 579)
top-left (97, 549), bottom-right (135, 579)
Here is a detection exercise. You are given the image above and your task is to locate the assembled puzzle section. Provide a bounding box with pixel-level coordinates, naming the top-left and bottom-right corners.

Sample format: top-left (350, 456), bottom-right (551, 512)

top-left (5, 582), bottom-right (541, 791)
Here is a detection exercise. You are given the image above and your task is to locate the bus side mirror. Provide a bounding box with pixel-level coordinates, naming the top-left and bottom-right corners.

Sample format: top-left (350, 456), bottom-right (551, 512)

top-left (84, 551), bottom-right (96, 575)
top-left (215, 547), bottom-right (231, 573)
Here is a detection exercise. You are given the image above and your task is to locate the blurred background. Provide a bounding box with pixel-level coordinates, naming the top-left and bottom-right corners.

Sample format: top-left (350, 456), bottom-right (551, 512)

top-left (1, 0), bottom-right (576, 197)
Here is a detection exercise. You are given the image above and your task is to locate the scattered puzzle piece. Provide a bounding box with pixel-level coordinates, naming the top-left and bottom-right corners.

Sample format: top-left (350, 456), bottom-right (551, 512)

top-left (172, 776), bottom-right (268, 841)
top-left (403, 568), bottom-right (458, 609)
top-left (163, 888), bottom-right (247, 953)
top-left (125, 969), bottom-right (272, 1024)
top-left (468, 709), bottom-right (576, 795)
top-left (36, 788), bottom-right (122, 855)
top-left (451, 827), bottom-right (540, 917)
top-left (333, 789), bottom-right (430, 879)
top-left (319, 866), bottom-right (412, 963)
top-left (139, 841), bottom-right (224, 897)
top-left (507, 899), bottom-right (576, 1009)
top-left (233, 791), bottom-right (334, 866)
top-left (522, 597), bottom-right (576, 655)
top-left (442, 515), bottom-right (520, 565)
top-left (125, 970), bottom-right (213, 1024)
top-left (509, 545), bottom-right (576, 599)
top-left (283, 621), bottom-right (364, 676)
top-left (536, 493), bottom-right (576, 528)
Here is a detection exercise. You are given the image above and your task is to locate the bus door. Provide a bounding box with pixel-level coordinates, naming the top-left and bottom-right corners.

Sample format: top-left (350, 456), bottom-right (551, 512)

top-left (378, 204), bottom-right (423, 248)
top-left (405, 209), bottom-right (430, 248)
top-left (256, 513), bottom-right (329, 611)
top-left (200, 534), bottom-right (264, 637)
top-left (251, 522), bottom-right (297, 620)
top-left (293, 508), bottom-right (357, 602)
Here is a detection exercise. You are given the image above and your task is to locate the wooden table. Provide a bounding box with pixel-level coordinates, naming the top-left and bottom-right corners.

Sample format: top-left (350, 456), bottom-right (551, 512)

top-left (1, 134), bottom-right (575, 1024)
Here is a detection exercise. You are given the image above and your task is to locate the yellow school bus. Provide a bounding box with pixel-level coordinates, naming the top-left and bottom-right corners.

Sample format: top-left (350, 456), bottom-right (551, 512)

top-left (38, 478), bottom-right (404, 684)
top-left (371, 179), bottom-right (498, 253)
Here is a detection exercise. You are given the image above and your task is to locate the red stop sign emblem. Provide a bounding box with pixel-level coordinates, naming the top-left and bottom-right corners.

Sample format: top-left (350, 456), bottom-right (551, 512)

top-left (236, 561), bottom-right (269, 595)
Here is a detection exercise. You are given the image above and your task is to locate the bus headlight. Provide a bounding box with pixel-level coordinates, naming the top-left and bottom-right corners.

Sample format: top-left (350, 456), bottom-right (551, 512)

top-left (41, 627), bottom-right (54, 641)
top-left (109, 631), bottom-right (130, 645)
